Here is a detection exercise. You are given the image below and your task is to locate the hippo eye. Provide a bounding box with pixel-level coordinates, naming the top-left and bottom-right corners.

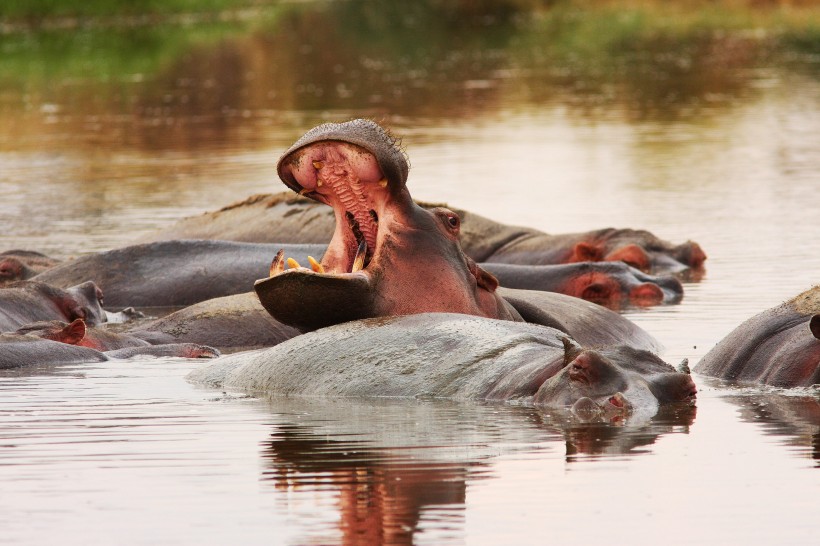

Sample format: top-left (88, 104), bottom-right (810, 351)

top-left (435, 209), bottom-right (461, 235)
top-left (442, 213), bottom-right (460, 233)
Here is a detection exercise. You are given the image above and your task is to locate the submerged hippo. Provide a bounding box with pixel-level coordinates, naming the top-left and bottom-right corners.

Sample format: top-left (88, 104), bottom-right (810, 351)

top-left (190, 313), bottom-right (695, 417)
top-left (125, 286), bottom-right (659, 354)
top-left (30, 239), bottom-right (682, 310)
top-left (139, 190), bottom-right (705, 277)
top-left (130, 292), bottom-right (300, 353)
top-left (0, 250), bottom-right (60, 286)
top-left (0, 324), bottom-right (218, 370)
top-left (0, 280), bottom-right (106, 331)
top-left (14, 318), bottom-right (219, 358)
top-left (695, 286), bottom-right (820, 388)
top-left (484, 262), bottom-right (682, 309)
top-left (33, 241), bottom-right (327, 308)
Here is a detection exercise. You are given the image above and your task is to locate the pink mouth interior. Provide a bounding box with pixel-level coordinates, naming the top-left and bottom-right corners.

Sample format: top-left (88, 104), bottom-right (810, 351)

top-left (279, 141), bottom-right (389, 274)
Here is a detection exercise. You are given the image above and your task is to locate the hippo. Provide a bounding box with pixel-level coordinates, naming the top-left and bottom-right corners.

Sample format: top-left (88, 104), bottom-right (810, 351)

top-left (32, 239), bottom-right (681, 309)
top-left (484, 262), bottom-right (683, 309)
top-left (124, 287), bottom-right (659, 354)
top-left (0, 280), bottom-right (106, 331)
top-left (256, 119), bottom-right (521, 330)
top-left (138, 190), bottom-right (705, 276)
top-left (0, 250), bottom-right (60, 286)
top-left (0, 256), bottom-right (35, 286)
top-left (695, 286), bottom-right (820, 388)
top-left (14, 318), bottom-right (220, 358)
top-left (190, 313), bottom-right (695, 418)
top-left (0, 334), bottom-right (108, 369)
top-left (129, 292), bottom-right (300, 353)
top-left (33, 241), bottom-right (327, 308)
top-left (255, 119), bottom-right (690, 330)
top-left (0, 325), bottom-right (218, 370)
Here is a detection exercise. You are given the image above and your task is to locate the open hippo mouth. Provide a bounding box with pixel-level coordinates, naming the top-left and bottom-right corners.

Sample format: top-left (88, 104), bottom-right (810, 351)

top-left (255, 119), bottom-right (515, 331)
top-left (254, 120), bottom-right (407, 331)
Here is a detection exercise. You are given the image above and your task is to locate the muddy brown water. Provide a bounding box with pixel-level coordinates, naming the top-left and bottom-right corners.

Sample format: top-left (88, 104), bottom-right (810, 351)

top-left (1, 7), bottom-right (819, 545)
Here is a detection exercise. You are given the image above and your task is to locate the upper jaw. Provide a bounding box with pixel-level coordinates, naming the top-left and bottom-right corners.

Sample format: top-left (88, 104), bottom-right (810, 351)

top-left (276, 118), bottom-right (409, 199)
top-left (276, 125), bottom-right (408, 277)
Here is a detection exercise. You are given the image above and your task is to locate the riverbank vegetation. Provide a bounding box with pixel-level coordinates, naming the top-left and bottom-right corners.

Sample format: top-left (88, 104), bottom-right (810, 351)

top-left (0, 0), bottom-right (817, 129)
top-left (0, 0), bottom-right (268, 23)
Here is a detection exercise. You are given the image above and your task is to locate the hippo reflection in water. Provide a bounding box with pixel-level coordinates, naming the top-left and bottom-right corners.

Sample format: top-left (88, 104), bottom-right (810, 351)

top-left (190, 314), bottom-right (696, 419)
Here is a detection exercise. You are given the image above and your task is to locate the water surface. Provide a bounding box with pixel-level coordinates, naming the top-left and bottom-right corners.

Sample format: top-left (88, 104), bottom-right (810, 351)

top-left (1, 3), bottom-right (818, 544)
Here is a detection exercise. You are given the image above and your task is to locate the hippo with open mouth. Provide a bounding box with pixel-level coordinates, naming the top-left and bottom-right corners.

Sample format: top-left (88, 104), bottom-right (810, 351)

top-left (255, 119), bottom-right (521, 330)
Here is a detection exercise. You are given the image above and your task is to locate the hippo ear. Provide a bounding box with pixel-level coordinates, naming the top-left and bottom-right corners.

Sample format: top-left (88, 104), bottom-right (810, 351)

top-left (560, 336), bottom-right (583, 367)
top-left (570, 242), bottom-right (603, 263)
top-left (59, 318), bottom-right (87, 345)
top-left (473, 264), bottom-right (499, 292)
top-left (810, 315), bottom-right (820, 340)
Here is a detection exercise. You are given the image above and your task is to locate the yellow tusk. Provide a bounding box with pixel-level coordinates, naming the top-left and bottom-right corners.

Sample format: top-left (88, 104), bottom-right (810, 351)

top-left (269, 249), bottom-right (285, 277)
top-left (378, 178), bottom-right (388, 188)
top-left (286, 257), bottom-right (302, 270)
top-left (351, 238), bottom-right (367, 273)
top-left (316, 178), bottom-right (323, 187)
top-left (313, 161), bottom-right (323, 169)
top-left (308, 256), bottom-right (324, 273)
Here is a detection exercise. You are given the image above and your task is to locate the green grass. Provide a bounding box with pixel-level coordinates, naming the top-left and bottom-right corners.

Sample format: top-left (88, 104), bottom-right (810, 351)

top-left (0, 0), bottom-right (267, 21)
top-left (1, 0), bottom-right (817, 109)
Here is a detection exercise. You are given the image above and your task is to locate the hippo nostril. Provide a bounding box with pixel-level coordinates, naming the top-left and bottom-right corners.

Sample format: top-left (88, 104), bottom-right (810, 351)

top-left (629, 283), bottom-right (664, 306)
top-left (581, 282), bottom-right (614, 305)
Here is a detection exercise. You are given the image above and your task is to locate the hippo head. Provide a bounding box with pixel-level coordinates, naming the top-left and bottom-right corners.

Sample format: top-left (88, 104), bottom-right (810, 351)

top-left (63, 281), bottom-right (107, 327)
top-left (255, 119), bottom-right (519, 330)
top-left (15, 318), bottom-right (87, 345)
top-left (534, 338), bottom-right (697, 419)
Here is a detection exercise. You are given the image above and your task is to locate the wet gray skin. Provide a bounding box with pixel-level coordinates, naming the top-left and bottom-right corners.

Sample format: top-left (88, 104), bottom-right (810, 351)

top-left (189, 313), bottom-right (696, 419)
top-left (5, 319), bottom-right (220, 365)
top-left (256, 119), bottom-right (520, 330)
top-left (695, 285), bottom-right (820, 387)
top-left (0, 280), bottom-right (106, 331)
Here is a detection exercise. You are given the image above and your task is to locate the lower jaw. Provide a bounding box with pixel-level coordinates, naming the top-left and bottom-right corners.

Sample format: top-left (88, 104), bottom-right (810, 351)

top-left (254, 269), bottom-right (375, 331)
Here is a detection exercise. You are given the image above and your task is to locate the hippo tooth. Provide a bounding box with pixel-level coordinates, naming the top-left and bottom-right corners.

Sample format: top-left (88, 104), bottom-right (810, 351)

top-left (286, 257), bottom-right (302, 270)
top-left (316, 178), bottom-right (323, 187)
top-left (378, 178), bottom-right (388, 188)
top-left (308, 256), bottom-right (324, 273)
top-left (351, 238), bottom-right (367, 273)
top-left (269, 249), bottom-right (285, 277)
top-left (313, 161), bottom-right (323, 169)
